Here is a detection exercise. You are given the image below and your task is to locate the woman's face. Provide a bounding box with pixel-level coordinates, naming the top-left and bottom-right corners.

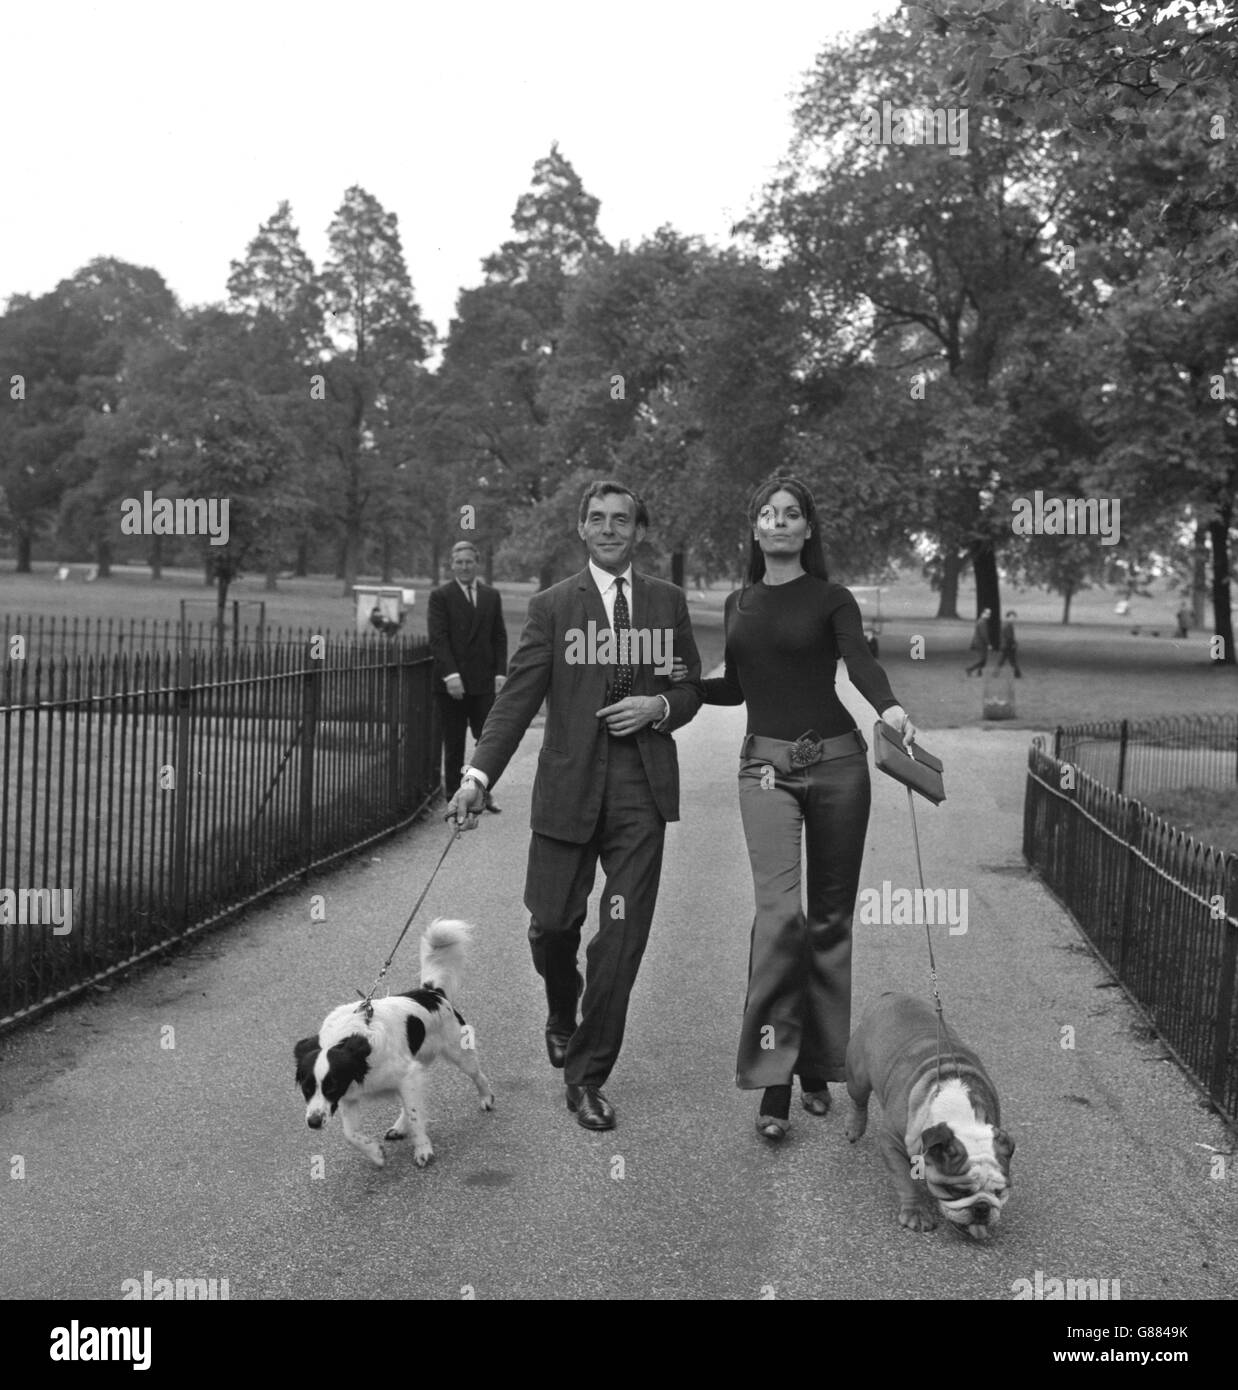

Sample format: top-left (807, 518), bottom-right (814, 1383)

top-left (754, 488), bottom-right (811, 559)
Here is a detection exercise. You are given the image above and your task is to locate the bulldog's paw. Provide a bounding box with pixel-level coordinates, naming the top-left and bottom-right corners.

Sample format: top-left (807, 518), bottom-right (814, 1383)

top-left (413, 1142), bottom-right (435, 1168)
top-left (897, 1201), bottom-right (938, 1232)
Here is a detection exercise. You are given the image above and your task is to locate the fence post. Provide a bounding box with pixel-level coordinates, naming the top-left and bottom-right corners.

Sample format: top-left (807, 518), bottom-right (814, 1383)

top-left (299, 643), bottom-right (320, 881)
top-left (1116, 799), bottom-right (1142, 979)
top-left (171, 649), bottom-right (193, 931)
top-left (1116, 718), bottom-right (1129, 795)
top-left (1211, 857), bottom-right (1238, 1103)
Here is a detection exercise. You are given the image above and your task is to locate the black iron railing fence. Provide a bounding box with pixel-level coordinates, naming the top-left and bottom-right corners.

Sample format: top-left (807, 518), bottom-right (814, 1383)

top-left (0, 638), bottom-right (440, 1034)
top-left (1024, 727), bottom-right (1238, 1126)
top-left (1, 611), bottom-right (371, 659)
top-left (1055, 713), bottom-right (1238, 799)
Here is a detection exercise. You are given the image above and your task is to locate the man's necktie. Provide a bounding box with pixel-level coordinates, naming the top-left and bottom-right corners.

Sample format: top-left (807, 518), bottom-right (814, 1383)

top-left (466, 583), bottom-right (475, 607)
top-left (611, 577), bottom-right (633, 701)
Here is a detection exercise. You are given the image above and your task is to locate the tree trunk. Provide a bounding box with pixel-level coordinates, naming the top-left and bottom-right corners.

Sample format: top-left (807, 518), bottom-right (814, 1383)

top-left (264, 562), bottom-right (278, 592)
top-left (1209, 504), bottom-right (1235, 665)
top-left (671, 550), bottom-right (685, 589)
top-left (1193, 521), bottom-right (1208, 627)
top-left (342, 531), bottom-right (361, 597)
top-left (149, 536), bottom-right (163, 581)
top-left (216, 570), bottom-right (231, 655)
top-left (95, 536), bottom-right (112, 579)
top-left (16, 530), bottom-right (33, 573)
top-left (294, 537), bottom-right (309, 578)
top-left (1061, 585), bottom-right (1074, 624)
top-left (205, 553), bottom-right (214, 585)
top-left (538, 560), bottom-right (555, 593)
top-left (380, 529), bottom-right (394, 584)
top-left (936, 549), bottom-right (962, 619)
top-left (971, 542), bottom-right (1001, 647)
top-left (431, 537), bottom-right (442, 584)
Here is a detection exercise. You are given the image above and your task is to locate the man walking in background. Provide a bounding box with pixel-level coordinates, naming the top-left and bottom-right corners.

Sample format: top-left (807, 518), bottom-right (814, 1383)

top-left (446, 481), bottom-right (703, 1132)
top-left (964, 606), bottom-right (992, 676)
top-left (428, 540), bottom-right (507, 812)
top-left (996, 609), bottom-right (1022, 677)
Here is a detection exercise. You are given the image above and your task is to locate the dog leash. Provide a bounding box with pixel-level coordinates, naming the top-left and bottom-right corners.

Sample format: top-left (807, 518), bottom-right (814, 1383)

top-left (905, 784), bottom-right (952, 1086)
top-left (355, 825), bottom-right (461, 1022)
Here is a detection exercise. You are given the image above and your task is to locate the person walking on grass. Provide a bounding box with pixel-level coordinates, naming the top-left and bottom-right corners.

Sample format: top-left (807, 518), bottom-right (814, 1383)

top-left (964, 607), bottom-right (992, 675)
top-left (995, 609), bottom-right (1021, 677)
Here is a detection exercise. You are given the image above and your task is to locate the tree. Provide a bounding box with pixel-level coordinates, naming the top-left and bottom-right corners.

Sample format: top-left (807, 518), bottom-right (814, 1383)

top-left (319, 186), bottom-right (435, 592)
top-left (540, 227), bottom-right (796, 584)
top-left (0, 257), bottom-right (180, 573)
top-left (433, 145), bottom-right (611, 589)
top-left (742, 14), bottom-right (1075, 640)
top-left (227, 200), bottom-right (329, 585)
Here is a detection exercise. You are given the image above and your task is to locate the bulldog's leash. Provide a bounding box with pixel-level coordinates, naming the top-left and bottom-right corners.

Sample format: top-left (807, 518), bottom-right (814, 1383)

top-left (872, 722), bottom-right (953, 1084)
top-left (905, 784), bottom-right (949, 1085)
top-left (355, 825), bottom-right (461, 1022)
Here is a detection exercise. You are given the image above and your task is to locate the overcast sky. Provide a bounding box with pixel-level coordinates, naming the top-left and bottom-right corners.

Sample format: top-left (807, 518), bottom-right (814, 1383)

top-left (1, 0), bottom-right (896, 338)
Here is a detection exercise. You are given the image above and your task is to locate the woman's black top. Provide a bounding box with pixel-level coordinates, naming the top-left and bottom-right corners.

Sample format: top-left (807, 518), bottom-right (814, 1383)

top-left (700, 574), bottom-right (899, 741)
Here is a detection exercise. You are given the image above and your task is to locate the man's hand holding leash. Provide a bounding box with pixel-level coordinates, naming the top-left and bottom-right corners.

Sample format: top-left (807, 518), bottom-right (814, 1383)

top-left (446, 777), bottom-right (487, 831)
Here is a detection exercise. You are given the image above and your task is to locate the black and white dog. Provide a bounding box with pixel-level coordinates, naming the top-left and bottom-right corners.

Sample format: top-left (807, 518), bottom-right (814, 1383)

top-left (294, 919), bottom-right (494, 1168)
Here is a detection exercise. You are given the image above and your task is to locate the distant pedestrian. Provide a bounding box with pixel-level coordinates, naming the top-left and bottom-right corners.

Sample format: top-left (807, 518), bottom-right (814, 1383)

top-left (428, 541), bottom-right (507, 812)
top-left (964, 607), bottom-right (992, 675)
top-left (996, 609), bottom-right (1021, 677)
top-left (1175, 605), bottom-right (1191, 639)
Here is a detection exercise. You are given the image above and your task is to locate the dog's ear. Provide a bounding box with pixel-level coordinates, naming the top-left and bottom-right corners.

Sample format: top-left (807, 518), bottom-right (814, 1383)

top-left (294, 1035), bottom-right (320, 1093)
top-left (993, 1127), bottom-right (1015, 1169)
top-left (921, 1122), bottom-right (967, 1170)
top-left (327, 1035), bottom-right (372, 1092)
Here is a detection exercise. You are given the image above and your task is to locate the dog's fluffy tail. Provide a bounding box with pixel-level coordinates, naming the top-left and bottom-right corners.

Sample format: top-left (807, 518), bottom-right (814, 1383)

top-left (420, 917), bottom-right (473, 998)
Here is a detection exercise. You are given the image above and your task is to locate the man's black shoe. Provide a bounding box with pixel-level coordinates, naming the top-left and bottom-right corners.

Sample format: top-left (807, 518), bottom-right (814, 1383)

top-left (545, 1029), bottom-right (573, 1069)
top-left (565, 1084), bottom-right (615, 1130)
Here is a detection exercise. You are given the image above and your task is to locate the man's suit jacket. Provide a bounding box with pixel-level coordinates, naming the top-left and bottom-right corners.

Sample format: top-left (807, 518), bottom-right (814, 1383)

top-left (427, 579), bottom-right (508, 696)
top-left (467, 568), bottom-right (703, 843)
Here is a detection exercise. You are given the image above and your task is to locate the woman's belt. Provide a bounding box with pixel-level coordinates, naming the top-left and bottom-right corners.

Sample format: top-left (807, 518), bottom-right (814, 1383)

top-left (740, 728), bottom-right (867, 774)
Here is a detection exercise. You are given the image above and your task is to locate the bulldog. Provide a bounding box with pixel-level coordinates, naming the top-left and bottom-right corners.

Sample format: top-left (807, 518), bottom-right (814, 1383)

top-left (845, 992), bottom-right (1014, 1240)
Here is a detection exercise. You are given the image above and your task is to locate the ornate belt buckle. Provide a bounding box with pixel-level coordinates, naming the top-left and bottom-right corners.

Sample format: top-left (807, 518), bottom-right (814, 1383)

top-left (789, 731), bottom-right (823, 768)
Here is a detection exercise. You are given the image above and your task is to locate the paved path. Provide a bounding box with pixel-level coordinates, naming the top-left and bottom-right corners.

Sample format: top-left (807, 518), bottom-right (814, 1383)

top-left (1, 674), bottom-right (1234, 1300)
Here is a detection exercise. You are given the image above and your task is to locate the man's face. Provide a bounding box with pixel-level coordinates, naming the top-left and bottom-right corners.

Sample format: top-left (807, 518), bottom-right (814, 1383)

top-left (578, 491), bottom-right (644, 576)
top-left (451, 549), bottom-right (478, 583)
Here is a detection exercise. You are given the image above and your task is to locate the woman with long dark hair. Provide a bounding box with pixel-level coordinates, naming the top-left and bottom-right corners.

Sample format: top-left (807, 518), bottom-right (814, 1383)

top-left (697, 475), bottom-right (918, 1140)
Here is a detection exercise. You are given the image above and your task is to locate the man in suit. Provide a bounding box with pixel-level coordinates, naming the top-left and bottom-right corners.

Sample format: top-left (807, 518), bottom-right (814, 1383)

top-left (428, 540), bottom-right (508, 811)
top-left (446, 481), bottom-right (703, 1131)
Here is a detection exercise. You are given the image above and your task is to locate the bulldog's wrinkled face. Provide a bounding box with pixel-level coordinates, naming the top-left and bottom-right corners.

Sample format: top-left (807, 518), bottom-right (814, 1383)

top-left (921, 1121), bottom-right (1015, 1241)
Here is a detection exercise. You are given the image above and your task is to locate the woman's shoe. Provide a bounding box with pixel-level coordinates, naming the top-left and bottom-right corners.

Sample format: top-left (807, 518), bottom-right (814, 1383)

top-left (756, 1084), bottom-right (792, 1140)
top-left (801, 1088), bottom-right (831, 1116)
top-left (755, 1114), bottom-right (790, 1141)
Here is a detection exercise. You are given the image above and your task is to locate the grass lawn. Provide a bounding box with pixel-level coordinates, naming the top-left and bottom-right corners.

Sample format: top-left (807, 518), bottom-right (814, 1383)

top-left (1137, 787), bottom-right (1238, 856)
top-left (2, 561), bottom-right (1235, 734)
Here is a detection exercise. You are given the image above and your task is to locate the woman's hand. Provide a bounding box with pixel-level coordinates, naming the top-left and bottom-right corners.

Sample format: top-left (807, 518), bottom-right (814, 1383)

top-left (882, 704), bottom-right (918, 753)
top-left (669, 658), bottom-right (689, 682)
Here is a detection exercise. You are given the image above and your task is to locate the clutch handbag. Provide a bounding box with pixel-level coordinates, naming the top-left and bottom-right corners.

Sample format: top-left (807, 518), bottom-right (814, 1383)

top-left (872, 720), bottom-right (946, 805)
